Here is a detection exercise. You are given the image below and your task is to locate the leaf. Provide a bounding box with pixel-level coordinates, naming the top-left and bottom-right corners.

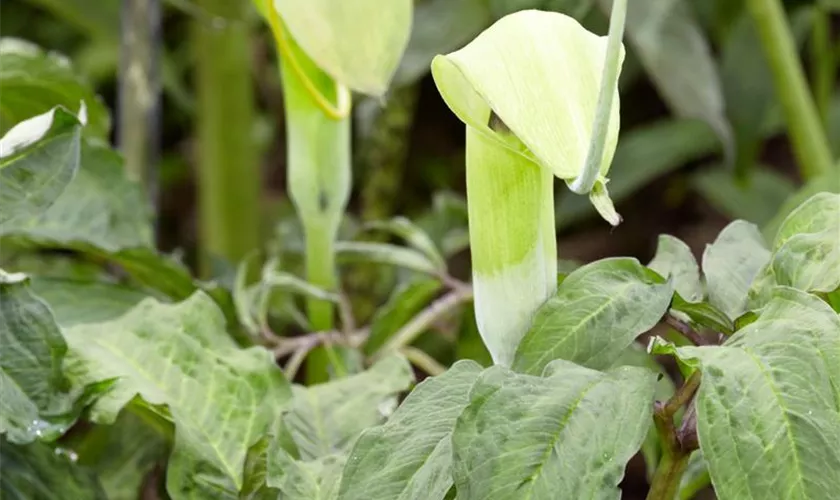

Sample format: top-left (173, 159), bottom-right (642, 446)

top-left (272, 0), bottom-right (412, 95)
top-left (671, 293), bottom-right (734, 335)
top-left (0, 438), bottom-right (107, 499)
top-left (0, 271), bottom-right (80, 444)
top-left (556, 119), bottom-right (719, 229)
top-left (650, 288), bottom-right (840, 499)
top-left (0, 38), bottom-right (109, 137)
top-left (0, 141), bottom-right (154, 251)
top-left (431, 10), bottom-right (623, 184)
top-left (283, 355), bottom-right (414, 461)
top-left (23, 0), bottom-right (119, 40)
top-left (763, 169), bottom-right (840, 241)
top-left (702, 220), bottom-right (771, 320)
top-left (512, 257), bottom-right (673, 374)
top-left (692, 166), bottom-right (796, 226)
top-left (268, 448), bottom-right (345, 500)
top-left (335, 241), bottom-right (440, 276)
top-left (767, 192), bottom-right (840, 294)
top-left (364, 216), bottom-right (446, 271)
top-left (364, 278), bottom-right (443, 355)
top-left (29, 277), bottom-right (148, 327)
top-left (338, 360), bottom-right (483, 500)
top-left (451, 361), bottom-right (656, 500)
top-left (598, 0), bottom-right (732, 158)
top-left (62, 292), bottom-right (292, 498)
top-left (648, 234), bottom-right (703, 302)
top-left (0, 106), bottom-right (81, 226)
top-left (76, 410), bottom-right (168, 500)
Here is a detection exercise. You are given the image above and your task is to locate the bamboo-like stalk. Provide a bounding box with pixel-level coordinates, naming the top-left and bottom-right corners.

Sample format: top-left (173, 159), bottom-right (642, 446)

top-left (746, 0), bottom-right (833, 180)
top-left (119, 0), bottom-right (161, 216)
top-left (192, 1), bottom-right (262, 276)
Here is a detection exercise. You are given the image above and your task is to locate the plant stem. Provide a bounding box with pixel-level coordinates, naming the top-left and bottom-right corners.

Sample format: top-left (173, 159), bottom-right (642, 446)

top-left (400, 346), bottom-right (446, 376)
top-left (119, 0), bottom-right (161, 216)
top-left (646, 434), bottom-right (691, 500)
top-left (746, 0), bottom-right (833, 180)
top-left (664, 316), bottom-right (709, 346)
top-left (810, 7), bottom-right (835, 128)
top-left (378, 288), bottom-right (473, 356)
top-left (192, 1), bottom-right (261, 277)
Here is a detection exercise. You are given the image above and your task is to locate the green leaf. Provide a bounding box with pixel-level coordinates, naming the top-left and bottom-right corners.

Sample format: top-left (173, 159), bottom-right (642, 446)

top-left (268, 448), bottom-right (345, 500)
top-left (431, 10), bottom-right (624, 185)
top-left (335, 241), bottom-right (440, 276)
top-left (650, 288), bottom-right (840, 499)
top-left (0, 106), bottom-right (81, 226)
top-left (0, 271), bottom-right (80, 444)
top-left (556, 119), bottom-right (719, 229)
top-left (763, 169), bottom-right (840, 241)
top-left (75, 410), bottom-right (168, 500)
top-left (692, 167), bottom-right (796, 226)
top-left (364, 278), bottom-right (443, 355)
top-left (29, 277), bottom-right (148, 327)
top-left (671, 293), bottom-right (734, 335)
top-left (338, 360), bottom-right (483, 500)
top-left (648, 234), bottom-right (703, 302)
top-left (451, 361), bottom-right (656, 500)
top-left (0, 38), bottom-right (109, 137)
top-left (767, 192), bottom-right (840, 294)
top-left (599, 0), bottom-right (732, 158)
top-left (364, 217), bottom-right (446, 271)
top-left (0, 141), bottom-right (154, 251)
top-left (272, 0), bottom-right (412, 95)
top-left (63, 292), bottom-right (291, 498)
top-left (0, 438), bottom-right (107, 499)
top-left (283, 355), bottom-right (414, 461)
top-left (702, 220), bottom-right (770, 320)
top-left (23, 0), bottom-right (119, 40)
top-left (513, 257), bottom-right (673, 374)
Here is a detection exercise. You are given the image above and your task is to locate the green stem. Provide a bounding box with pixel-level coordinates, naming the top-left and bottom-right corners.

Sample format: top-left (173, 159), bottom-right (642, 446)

top-left (303, 222), bottom-right (338, 331)
top-left (647, 439), bottom-right (691, 500)
top-left (192, 1), bottom-right (261, 277)
top-left (810, 7), bottom-right (835, 128)
top-left (119, 0), bottom-right (160, 211)
top-left (746, 0), bottom-right (833, 180)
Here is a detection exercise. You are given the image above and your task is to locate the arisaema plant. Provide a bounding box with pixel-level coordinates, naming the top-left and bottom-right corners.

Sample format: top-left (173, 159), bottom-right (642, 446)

top-left (253, 0), bottom-right (412, 379)
top-left (431, 3), bottom-right (627, 366)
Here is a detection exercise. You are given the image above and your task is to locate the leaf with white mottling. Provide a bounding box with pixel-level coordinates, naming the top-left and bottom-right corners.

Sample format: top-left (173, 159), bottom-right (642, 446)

top-left (338, 360), bottom-right (483, 500)
top-left (513, 258), bottom-right (673, 374)
top-left (650, 288), bottom-right (840, 499)
top-left (452, 361), bottom-right (656, 500)
top-left (648, 234), bottom-right (702, 302)
top-left (284, 355), bottom-right (414, 461)
top-left (702, 220), bottom-right (770, 320)
top-left (63, 292), bottom-right (291, 499)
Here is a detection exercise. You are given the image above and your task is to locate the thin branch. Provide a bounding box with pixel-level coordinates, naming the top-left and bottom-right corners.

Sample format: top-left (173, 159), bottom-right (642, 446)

top-left (284, 343), bottom-right (313, 380)
top-left (272, 329), bottom-right (367, 359)
top-left (377, 287), bottom-right (473, 357)
top-left (664, 371), bottom-right (702, 417)
top-left (665, 315), bottom-right (709, 346)
top-left (400, 346), bottom-right (446, 376)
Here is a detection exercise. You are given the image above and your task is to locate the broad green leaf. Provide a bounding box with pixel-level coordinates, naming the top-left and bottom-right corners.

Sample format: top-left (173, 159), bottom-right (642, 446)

top-left (763, 169), bottom-right (840, 241)
top-left (0, 38), bottom-right (109, 137)
top-left (0, 271), bottom-right (80, 444)
top-left (452, 361), bottom-right (656, 500)
top-left (598, 0), bottom-right (732, 158)
top-left (0, 141), bottom-right (153, 251)
top-left (284, 355), bottom-right (414, 461)
top-left (272, 0), bottom-right (412, 95)
top-left (432, 10), bottom-right (623, 184)
top-left (767, 192), bottom-right (840, 294)
top-left (335, 241), bottom-right (440, 276)
top-left (268, 448), bottom-right (345, 500)
top-left (671, 293), bottom-right (734, 335)
top-left (364, 278), bottom-right (443, 355)
top-left (63, 292), bottom-right (291, 498)
top-left (0, 107), bottom-right (81, 225)
top-left (0, 438), bottom-right (107, 499)
top-left (29, 278), bottom-right (147, 328)
top-left (364, 216), bottom-right (446, 271)
top-left (648, 234), bottom-right (703, 302)
top-left (650, 288), bottom-right (840, 499)
top-left (339, 360), bottom-right (483, 500)
top-left (73, 410), bottom-right (168, 500)
top-left (513, 258), bottom-right (673, 374)
top-left (693, 167), bottom-right (796, 226)
top-left (556, 119), bottom-right (718, 229)
top-left (702, 220), bottom-right (770, 320)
